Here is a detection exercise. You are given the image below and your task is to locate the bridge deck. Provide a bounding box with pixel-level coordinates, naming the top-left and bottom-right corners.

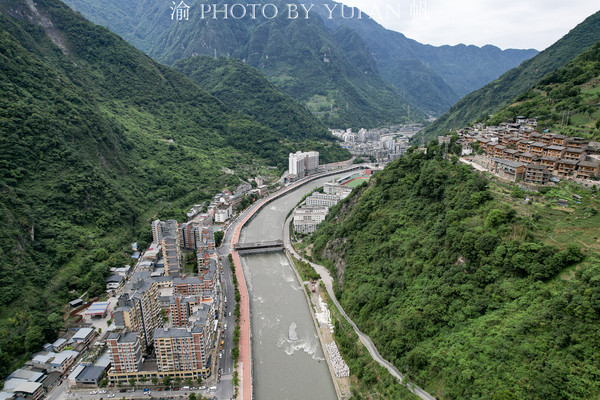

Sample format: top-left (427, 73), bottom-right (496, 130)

top-left (234, 240), bottom-right (284, 251)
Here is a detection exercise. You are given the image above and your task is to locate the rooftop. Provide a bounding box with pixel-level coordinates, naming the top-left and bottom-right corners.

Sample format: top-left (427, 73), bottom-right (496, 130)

top-left (9, 369), bottom-right (44, 382)
top-left (72, 328), bottom-right (94, 340)
top-left (75, 366), bottom-right (104, 382)
top-left (14, 382), bottom-right (42, 394)
top-left (490, 158), bottom-right (524, 168)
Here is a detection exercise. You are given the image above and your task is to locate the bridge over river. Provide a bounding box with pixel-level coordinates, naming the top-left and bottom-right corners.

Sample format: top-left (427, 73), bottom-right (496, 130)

top-left (233, 240), bottom-right (284, 254)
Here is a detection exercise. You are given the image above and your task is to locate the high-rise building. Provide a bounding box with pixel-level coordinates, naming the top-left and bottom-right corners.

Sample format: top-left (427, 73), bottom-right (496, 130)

top-left (178, 222), bottom-right (195, 250)
top-left (169, 296), bottom-right (196, 328)
top-left (289, 151), bottom-right (319, 177)
top-left (151, 220), bottom-right (165, 244)
top-left (162, 219), bottom-right (181, 277)
top-left (154, 305), bottom-right (214, 375)
top-left (106, 330), bottom-right (143, 373)
top-left (113, 272), bottom-right (162, 349)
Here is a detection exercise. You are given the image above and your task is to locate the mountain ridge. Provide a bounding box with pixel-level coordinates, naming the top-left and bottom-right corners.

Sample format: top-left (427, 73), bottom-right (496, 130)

top-left (419, 9), bottom-right (600, 141)
top-left (61, 0), bottom-right (536, 122)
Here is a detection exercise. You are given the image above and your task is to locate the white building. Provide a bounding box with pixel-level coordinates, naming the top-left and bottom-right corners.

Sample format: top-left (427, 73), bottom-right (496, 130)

top-left (293, 206), bottom-right (329, 234)
top-left (323, 182), bottom-right (352, 197)
top-left (289, 151), bottom-right (319, 177)
top-left (305, 192), bottom-right (343, 208)
top-left (151, 220), bottom-right (164, 245)
top-left (214, 203), bottom-right (232, 223)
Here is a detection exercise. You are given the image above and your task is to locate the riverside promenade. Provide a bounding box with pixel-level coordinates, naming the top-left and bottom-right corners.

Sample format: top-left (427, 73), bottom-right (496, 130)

top-left (228, 166), bottom-right (361, 400)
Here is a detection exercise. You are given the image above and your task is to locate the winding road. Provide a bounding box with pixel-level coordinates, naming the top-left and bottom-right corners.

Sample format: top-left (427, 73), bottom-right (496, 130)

top-left (282, 216), bottom-right (436, 400)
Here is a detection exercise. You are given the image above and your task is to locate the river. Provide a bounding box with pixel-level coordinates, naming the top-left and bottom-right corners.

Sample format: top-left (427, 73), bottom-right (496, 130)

top-left (239, 172), bottom-right (352, 400)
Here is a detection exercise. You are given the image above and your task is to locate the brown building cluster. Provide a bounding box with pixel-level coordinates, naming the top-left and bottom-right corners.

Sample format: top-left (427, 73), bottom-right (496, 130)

top-left (459, 119), bottom-right (600, 185)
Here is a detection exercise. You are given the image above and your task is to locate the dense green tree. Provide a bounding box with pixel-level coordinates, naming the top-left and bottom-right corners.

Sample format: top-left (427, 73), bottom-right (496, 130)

top-left (309, 146), bottom-right (597, 399)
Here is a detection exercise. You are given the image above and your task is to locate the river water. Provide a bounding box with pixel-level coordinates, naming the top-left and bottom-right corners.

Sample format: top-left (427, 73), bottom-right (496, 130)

top-left (239, 173), bottom-right (352, 400)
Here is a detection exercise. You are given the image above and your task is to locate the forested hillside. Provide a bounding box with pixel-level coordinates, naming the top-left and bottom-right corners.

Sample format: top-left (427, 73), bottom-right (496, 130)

top-left (61, 0), bottom-right (536, 124)
top-left (486, 41), bottom-right (600, 140)
top-left (173, 55), bottom-right (331, 140)
top-left (0, 0), bottom-right (347, 375)
top-left (308, 145), bottom-right (600, 399)
top-left (419, 9), bottom-right (600, 141)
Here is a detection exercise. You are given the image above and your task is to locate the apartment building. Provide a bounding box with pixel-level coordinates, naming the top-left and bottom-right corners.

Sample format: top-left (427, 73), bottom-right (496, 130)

top-left (544, 145), bottom-right (565, 158)
top-left (169, 296), bottom-right (198, 328)
top-left (154, 306), bottom-right (214, 377)
top-left (524, 164), bottom-right (552, 185)
top-left (289, 151), bottom-right (319, 177)
top-left (563, 147), bottom-right (586, 161)
top-left (151, 220), bottom-right (164, 245)
top-left (577, 161), bottom-right (600, 179)
top-left (107, 330), bottom-right (143, 374)
top-left (556, 159), bottom-right (578, 177)
top-left (114, 272), bottom-right (162, 349)
top-left (161, 219), bottom-right (181, 277)
top-left (173, 276), bottom-right (203, 297)
top-left (539, 156), bottom-right (558, 172)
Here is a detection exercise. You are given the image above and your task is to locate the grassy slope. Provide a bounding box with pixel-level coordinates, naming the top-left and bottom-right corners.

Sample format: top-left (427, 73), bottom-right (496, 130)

top-left (419, 10), bottom-right (600, 141)
top-left (308, 145), bottom-right (600, 399)
top-left (0, 0), bottom-right (346, 375)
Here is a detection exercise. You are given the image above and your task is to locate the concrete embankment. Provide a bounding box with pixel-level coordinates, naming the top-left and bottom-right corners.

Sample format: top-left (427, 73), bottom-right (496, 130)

top-left (228, 166), bottom-right (361, 400)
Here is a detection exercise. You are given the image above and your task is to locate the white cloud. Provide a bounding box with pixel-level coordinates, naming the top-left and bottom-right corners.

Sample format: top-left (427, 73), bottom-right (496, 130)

top-left (336, 0), bottom-right (599, 50)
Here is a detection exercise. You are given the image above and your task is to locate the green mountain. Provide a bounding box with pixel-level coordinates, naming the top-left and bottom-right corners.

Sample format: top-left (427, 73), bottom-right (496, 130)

top-left (173, 55), bottom-right (333, 141)
top-left (60, 0), bottom-right (536, 122)
top-left (486, 41), bottom-right (600, 140)
top-left (419, 10), bottom-right (600, 141)
top-left (0, 0), bottom-right (347, 375)
top-left (311, 1), bottom-right (538, 114)
top-left (307, 145), bottom-right (600, 399)
top-left (61, 0), bottom-right (421, 128)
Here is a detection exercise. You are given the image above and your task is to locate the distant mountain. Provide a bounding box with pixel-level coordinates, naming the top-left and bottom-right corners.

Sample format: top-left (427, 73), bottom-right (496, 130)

top-left (61, 0), bottom-right (535, 125)
top-left (485, 41), bottom-right (600, 141)
top-left (419, 9), bottom-right (600, 142)
top-left (0, 0), bottom-right (347, 375)
top-left (62, 0), bottom-right (421, 128)
top-left (310, 1), bottom-right (538, 114)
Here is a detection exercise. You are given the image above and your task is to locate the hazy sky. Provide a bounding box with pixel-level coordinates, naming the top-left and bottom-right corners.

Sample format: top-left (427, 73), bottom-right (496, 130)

top-left (336, 0), bottom-right (599, 50)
